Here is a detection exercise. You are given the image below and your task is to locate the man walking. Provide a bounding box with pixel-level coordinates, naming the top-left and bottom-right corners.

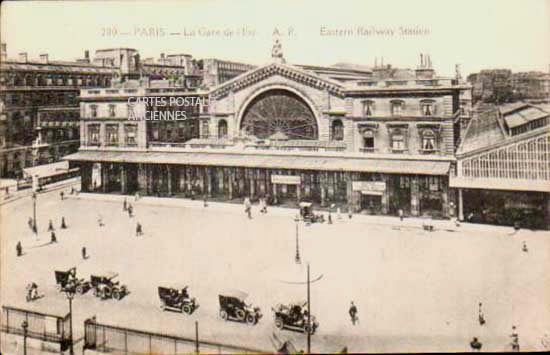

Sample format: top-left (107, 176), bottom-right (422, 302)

top-left (16, 241), bottom-right (22, 257)
top-left (136, 222), bottom-right (143, 237)
top-left (48, 219), bottom-right (55, 232)
top-left (349, 301), bottom-right (358, 325)
top-left (61, 217), bottom-right (67, 229)
top-left (123, 198), bottom-right (127, 211)
top-left (478, 302), bottom-right (486, 326)
top-left (82, 246), bottom-right (87, 260)
top-left (50, 231), bottom-right (57, 243)
top-left (128, 204), bottom-right (133, 218)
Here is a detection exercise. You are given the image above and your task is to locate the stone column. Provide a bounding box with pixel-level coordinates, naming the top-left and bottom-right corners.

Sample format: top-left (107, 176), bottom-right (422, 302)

top-left (228, 168), bottom-right (234, 199)
top-left (441, 181), bottom-right (449, 218)
top-left (137, 164), bottom-right (147, 194)
top-left (206, 167), bottom-right (212, 197)
top-left (80, 162), bottom-right (93, 192)
top-left (545, 193), bottom-right (550, 230)
top-left (186, 167), bottom-right (192, 193)
top-left (297, 182), bottom-right (302, 203)
top-left (146, 165), bottom-right (153, 195)
top-left (120, 164), bottom-right (127, 194)
top-left (101, 163), bottom-right (108, 193)
top-left (167, 165), bottom-right (172, 196)
top-left (410, 176), bottom-right (420, 217)
top-left (381, 175), bottom-right (389, 214)
top-left (238, 169), bottom-right (245, 196)
top-left (458, 188), bottom-right (464, 221)
top-left (346, 172), bottom-right (353, 209)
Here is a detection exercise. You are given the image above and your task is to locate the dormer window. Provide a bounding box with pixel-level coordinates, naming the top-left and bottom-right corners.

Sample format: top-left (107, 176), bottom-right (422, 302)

top-left (363, 100), bottom-right (375, 116)
top-left (420, 100), bottom-right (435, 116)
top-left (391, 100), bottom-right (404, 116)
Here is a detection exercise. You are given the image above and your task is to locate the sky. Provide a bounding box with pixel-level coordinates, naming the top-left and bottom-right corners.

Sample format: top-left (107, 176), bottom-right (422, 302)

top-left (1, 0), bottom-right (549, 77)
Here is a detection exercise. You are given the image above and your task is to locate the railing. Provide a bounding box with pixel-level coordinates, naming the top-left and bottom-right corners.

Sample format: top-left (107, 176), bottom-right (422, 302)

top-left (83, 318), bottom-right (268, 354)
top-left (1, 305), bottom-right (71, 348)
top-left (359, 147), bottom-right (377, 153)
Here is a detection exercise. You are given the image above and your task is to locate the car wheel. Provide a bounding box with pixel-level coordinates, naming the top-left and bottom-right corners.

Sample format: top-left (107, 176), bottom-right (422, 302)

top-left (183, 305), bottom-right (192, 314)
top-left (76, 285), bottom-right (84, 294)
top-left (220, 310), bottom-right (228, 321)
top-left (275, 317), bottom-right (284, 329)
top-left (112, 290), bottom-right (121, 300)
top-left (246, 314), bottom-right (256, 325)
top-left (236, 309), bottom-right (246, 321)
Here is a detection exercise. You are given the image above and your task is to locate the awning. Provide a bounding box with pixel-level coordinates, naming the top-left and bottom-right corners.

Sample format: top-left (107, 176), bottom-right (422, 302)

top-left (65, 150), bottom-right (451, 176)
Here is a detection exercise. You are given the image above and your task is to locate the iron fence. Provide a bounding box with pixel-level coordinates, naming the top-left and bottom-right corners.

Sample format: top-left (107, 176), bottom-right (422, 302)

top-left (1, 305), bottom-right (71, 349)
top-left (84, 318), bottom-right (269, 354)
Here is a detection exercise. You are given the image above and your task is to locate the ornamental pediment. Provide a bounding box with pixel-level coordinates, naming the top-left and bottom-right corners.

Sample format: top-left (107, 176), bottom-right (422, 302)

top-left (210, 62), bottom-right (344, 99)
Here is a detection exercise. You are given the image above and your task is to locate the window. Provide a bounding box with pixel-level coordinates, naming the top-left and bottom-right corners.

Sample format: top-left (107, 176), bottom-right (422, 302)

top-left (363, 101), bottom-right (375, 116)
top-left (125, 124), bottom-right (137, 146)
top-left (90, 105), bottom-right (97, 118)
top-left (201, 120), bottom-right (210, 139)
top-left (420, 100), bottom-right (435, 116)
top-left (106, 124), bottom-right (118, 146)
top-left (391, 128), bottom-right (406, 151)
top-left (109, 105), bottom-right (116, 117)
top-left (331, 119), bottom-right (344, 141)
top-left (363, 130), bottom-right (374, 149)
top-left (218, 119), bottom-right (228, 138)
top-left (422, 129), bottom-right (436, 151)
top-left (88, 124), bottom-right (100, 145)
top-left (391, 101), bottom-right (404, 116)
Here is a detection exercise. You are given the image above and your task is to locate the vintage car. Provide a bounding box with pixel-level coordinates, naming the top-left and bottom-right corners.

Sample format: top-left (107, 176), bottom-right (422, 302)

top-left (90, 272), bottom-right (128, 300)
top-left (54, 267), bottom-right (90, 294)
top-left (299, 202), bottom-right (324, 223)
top-left (158, 285), bottom-right (197, 314)
top-left (272, 302), bottom-right (319, 334)
top-left (218, 290), bottom-right (262, 325)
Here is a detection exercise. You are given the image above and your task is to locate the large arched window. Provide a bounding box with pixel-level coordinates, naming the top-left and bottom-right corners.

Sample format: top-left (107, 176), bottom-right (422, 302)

top-left (331, 119), bottom-right (344, 141)
top-left (218, 119), bottom-right (228, 138)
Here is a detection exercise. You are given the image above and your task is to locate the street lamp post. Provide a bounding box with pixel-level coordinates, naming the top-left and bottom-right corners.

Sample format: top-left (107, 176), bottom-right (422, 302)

top-left (32, 192), bottom-right (37, 234)
top-left (22, 320), bottom-right (28, 355)
top-left (66, 290), bottom-right (75, 355)
top-left (295, 220), bottom-right (301, 264)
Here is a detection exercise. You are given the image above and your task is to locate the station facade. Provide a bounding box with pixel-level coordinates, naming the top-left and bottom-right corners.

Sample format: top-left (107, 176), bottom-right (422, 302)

top-left (67, 49), bottom-right (472, 218)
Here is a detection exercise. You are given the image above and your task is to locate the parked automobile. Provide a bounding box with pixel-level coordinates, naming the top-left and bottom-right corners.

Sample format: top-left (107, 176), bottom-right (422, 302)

top-left (90, 272), bottom-right (128, 300)
top-left (299, 202), bottom-right (324, 223)
top-left (272, 302), bottom-right (318, 334)
top-left (54, 267), bottom-right (90, 294)
top-left (218, 290), bottom-right (262, 325)
top-left (158, 285), bottom-right (197, 314)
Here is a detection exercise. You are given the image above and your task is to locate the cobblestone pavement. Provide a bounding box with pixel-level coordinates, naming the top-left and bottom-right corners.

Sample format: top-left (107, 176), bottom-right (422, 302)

top-left (2, 189), bottom-right (549, 353)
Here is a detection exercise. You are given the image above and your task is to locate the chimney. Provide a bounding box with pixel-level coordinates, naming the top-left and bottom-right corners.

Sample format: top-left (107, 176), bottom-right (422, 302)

top-left (39, 54), bottom-right (49, 64)
top-left (19, 52), bottom-right (28, 63)
top-left (85, 50), bottom-right (90, 60)
top-left (0, 43), bottom-right (6, 61)
top-left (161, 53), bottom-right (165, 59)
top-left (415, 53), bottom-right (435, 79)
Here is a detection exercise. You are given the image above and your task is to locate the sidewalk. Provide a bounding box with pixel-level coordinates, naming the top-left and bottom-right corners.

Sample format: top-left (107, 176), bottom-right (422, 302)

top-left (0, 177), bottom-right (81, 206)
top-left (67, 192), bottom-right (527, 235)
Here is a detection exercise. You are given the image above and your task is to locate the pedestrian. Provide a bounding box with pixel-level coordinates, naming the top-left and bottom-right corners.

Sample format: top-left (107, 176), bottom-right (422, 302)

top-left (61, 217), bottom-right (67, 229)
top-left (349, 301), bottom-right (358, 325)
top-left (399, 208), bottom-right (404, 221)
top-left (60, 191), bottom-right (64, 200)
top-left (136, 222), bottom-right (143, 236)
top-left (28, 217), bottom-right (33, 230)
top-left (123, 198), bottom-right (127, 211)
top-left (82, 246), bottom-right (87, 260)
top-left (70, 187), bottom-right (75, 195)
top-left (47, 219), bottom-right (54, 232)
top-left (510, 326), bottom-right (520, 352)
top-left (348, 206), bottom-right (353, 219)
top-left (98, 214), bottom-right (104, 227)
top-left (203, 195), bottom-right (208, 207)
top-left (328, 212), bottom-right (332, 224)
top-left (522, 241), bottom-right (528, 253)
top-left (470, 337), bottom-right (482, 352)
top-left (478, 302), bottom-right (485, 326)
top-left (128, 204), bottom-right (133, 218)
top-left (50, 231), bottom-right (57, 243)
top-left (16, 241), bottom-right (22, 257)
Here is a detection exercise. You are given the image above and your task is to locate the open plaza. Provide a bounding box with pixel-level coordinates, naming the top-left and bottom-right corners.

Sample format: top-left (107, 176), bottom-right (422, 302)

top-left (1, 186), bottom-right (549, 353)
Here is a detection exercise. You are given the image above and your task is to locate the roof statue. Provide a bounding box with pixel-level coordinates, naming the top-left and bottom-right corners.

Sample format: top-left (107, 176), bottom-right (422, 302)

top-left (455, 64), bottom-right (462, 81)
top-left (271, 39), bottom-right (285, 64)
